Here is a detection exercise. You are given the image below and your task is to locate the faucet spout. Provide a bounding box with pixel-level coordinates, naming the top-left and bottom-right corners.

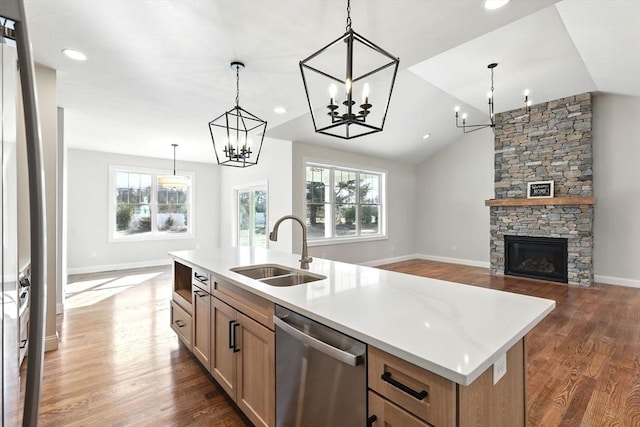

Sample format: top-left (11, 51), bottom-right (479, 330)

top-left (269, 215), bottom-right (313, 269)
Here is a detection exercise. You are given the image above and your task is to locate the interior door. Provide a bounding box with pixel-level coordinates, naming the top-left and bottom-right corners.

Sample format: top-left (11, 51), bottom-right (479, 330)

top-left (237, 186), bottom-right (267, 248)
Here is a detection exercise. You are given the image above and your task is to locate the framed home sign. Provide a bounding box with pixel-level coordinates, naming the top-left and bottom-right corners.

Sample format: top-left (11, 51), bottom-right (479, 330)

top-left (527, 180), bottom-right (554, 198)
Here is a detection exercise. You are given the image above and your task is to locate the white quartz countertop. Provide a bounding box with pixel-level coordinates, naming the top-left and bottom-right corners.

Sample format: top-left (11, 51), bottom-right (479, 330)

top-left (170, 248), bottom-right (555, 386)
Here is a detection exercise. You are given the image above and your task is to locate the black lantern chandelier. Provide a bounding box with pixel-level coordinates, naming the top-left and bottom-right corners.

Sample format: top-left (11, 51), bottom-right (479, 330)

top-left (209, 61), bottom-right (267, 168)
top-left (299, 0), bottom-right (399, 140)
top-left (455, 63), bottom-right (531, 133)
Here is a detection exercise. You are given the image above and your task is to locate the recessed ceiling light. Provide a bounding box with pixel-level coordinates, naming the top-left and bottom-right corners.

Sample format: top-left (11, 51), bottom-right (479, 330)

top-left (422, 133), bottom-right (431, 139)
top-left (274, 106), bottom-right (286, 114)
top-left (484, 0), bottom-right (510, 10)
top-left (62, 49), bottom-right (87, 61)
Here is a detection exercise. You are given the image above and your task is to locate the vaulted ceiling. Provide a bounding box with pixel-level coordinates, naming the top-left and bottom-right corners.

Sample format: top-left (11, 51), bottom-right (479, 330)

top-left (24, 0), bottom-right (640, 164)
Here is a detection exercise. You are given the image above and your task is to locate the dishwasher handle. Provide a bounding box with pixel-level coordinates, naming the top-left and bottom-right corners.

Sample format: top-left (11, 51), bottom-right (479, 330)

top-left (273, 315), bottom-right (364, 367)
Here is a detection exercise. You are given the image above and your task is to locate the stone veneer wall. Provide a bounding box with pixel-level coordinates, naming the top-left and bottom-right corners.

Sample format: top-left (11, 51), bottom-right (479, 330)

top-left (489, 93), bottom-right (594, 286)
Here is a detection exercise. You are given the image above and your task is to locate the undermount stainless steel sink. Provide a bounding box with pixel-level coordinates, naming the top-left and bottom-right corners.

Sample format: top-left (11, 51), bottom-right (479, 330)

top-left (260, 273), bottom-right (325, 287)
top-left (230, 264), bottom-right (326, 287)
top-left (231, 264), bottom-right (294, 280)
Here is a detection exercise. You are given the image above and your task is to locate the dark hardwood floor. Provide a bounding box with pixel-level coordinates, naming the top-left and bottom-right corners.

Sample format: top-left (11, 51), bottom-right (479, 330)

top-left (27, 260), bottom-right (640, 426)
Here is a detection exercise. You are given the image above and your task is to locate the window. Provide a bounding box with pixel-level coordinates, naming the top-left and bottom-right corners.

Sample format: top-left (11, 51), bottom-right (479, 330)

top-left (305, 162), bottom-right (385, 243)
top-left (237, 185), bottom-right (268, 248)
top-left (110, 166), bottom-right (193, 241)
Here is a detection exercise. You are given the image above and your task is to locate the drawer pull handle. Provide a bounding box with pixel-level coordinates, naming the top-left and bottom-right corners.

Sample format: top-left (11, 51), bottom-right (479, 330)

top-left (20, 339), bottom-right (28, 349)
top-left (194, 290), bottom-right (206, 298)
top-left (381, 372), bottom-right (428, 401)
top-left (194, 273), bottom-right (208, 282)
top-left (175, 320), bottom-right (185, 328)
top-left (367, 415), bottom-right (377, 426)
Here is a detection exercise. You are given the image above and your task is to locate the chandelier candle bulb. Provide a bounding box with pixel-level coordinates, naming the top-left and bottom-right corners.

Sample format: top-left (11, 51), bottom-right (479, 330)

top-left (329, 84), bottom-right (337, 105)
top-left (362, 83), bottom-right (370, 104)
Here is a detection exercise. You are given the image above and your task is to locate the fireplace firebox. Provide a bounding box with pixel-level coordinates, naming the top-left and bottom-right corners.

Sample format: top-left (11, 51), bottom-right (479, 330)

top-left (504, 235), bottom-right (568, 283)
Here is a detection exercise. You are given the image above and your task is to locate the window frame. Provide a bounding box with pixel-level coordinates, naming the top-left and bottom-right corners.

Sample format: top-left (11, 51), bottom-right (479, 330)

top-left (108, 165), bottom-right (195, 242)
top-left (304, 160), bottom-right (387, 247)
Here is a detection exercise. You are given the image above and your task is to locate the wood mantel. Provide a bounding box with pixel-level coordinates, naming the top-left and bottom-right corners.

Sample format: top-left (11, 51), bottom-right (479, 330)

top-left (484, 197), bottom-right (596, 207)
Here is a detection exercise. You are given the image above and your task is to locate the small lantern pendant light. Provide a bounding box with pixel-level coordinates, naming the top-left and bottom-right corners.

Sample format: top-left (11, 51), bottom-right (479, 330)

top-left (299, 0), bottom-right (400, 140)
top-left (158, 144), bottom-right (189, 189)
top-left (209, 61), bottom-right (267, 168)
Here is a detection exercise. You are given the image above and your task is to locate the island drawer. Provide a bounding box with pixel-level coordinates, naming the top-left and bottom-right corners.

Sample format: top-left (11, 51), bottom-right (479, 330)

top-left (170, 300), bottom-right (193, 350)
top-left (368, 346), bottom-right (456, 427)
top-left (213, 279), bottom-right (275, 330)
top-left (369, 391), bottom-right (430, 427)
top-left (192, 267), bottom-right (212, 294)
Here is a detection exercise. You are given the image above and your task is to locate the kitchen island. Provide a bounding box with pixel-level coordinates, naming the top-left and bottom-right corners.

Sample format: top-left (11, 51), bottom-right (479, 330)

top-left (169, 247), bottom-right (555, 427)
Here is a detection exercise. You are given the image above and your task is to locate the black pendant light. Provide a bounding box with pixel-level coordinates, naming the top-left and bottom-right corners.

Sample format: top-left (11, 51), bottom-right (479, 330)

top-left (209, 61), bottom-right (267, 167)
top-left (454, 63), bottom-right (532, 133)
top-left (299, 0), bottom-right (399, 140)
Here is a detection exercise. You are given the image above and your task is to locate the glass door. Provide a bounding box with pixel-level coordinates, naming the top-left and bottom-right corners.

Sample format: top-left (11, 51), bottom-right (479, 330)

top-left (237, 185), bottom-right (267, 248)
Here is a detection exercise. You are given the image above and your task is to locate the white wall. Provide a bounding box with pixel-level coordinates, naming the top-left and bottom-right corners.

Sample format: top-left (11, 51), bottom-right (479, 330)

top-left (415, 130), bottom-right (494, 267)
top-left (219, 137), bottom-right (293, 253)
top-left (292, 142), bottom-right (417, 265)
top-left (592, 94), bottom-right (640, 285)
top-left (67, 149), bottom-right (220, 273)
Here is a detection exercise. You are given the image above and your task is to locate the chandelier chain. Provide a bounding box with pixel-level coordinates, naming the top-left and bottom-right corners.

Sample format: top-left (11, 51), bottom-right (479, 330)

top-left (346, 0), bottom-right (352, 30)
top-left (235, 65), bottom-right (240, 107)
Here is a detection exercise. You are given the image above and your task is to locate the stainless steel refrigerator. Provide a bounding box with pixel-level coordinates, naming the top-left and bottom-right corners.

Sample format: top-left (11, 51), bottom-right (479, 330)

top-left (1, 1), bottom-right (47, 426)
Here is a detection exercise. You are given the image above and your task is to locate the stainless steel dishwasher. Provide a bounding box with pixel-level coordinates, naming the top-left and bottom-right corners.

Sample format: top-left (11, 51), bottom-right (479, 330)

top-left (274, 305), bottom-right (367, 427)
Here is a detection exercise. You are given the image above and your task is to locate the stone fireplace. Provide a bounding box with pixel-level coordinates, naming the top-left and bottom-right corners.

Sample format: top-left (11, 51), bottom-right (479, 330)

top-left (487, 93), bottom-right (595, 286)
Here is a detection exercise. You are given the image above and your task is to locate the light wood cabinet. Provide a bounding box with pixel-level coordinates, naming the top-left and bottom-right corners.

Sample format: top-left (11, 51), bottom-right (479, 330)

top-left (170, 300), bottom-right (192, 350)
top-left (369, 391), bottom-right (429, 427)
top-left (192, 283), bottom-right (211, 369)
top-left (211, 297), bottom-right (237, 398)
top-left (211, 297), bottom-right (275, 427)
top-left (236, 312), bottom-right (275, 427)
top-left (368, 339), bottom-right (525, 427)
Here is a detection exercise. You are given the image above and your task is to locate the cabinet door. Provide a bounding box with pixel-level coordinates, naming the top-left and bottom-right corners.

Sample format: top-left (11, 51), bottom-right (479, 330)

top-left (236, 313), bottom-right (275, 427)
top-left (192, 285), bottom-right (211, 370)
top-left (368, 392), bottom-right (429, 427)
top-left (211, 298), bottom-right (237, 400)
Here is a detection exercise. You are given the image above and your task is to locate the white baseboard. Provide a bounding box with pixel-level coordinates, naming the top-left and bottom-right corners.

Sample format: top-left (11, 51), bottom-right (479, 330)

top-left (67, 259), bottom-right (172, 275)
top-left (595, 274), bottom-right (640, 288)
top-left (415, 254), bottom-right (491, 269)
top-left (45, 333), bottom-right (59, 352)
top-left (359, 254), bottom-right (421, 267)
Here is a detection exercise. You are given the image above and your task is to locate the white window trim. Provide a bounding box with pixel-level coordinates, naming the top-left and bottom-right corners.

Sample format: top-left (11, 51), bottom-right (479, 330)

top-left (303, 158), bottom-right (387, 246)
top-left (108, 165), bottom-right (195, 242)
